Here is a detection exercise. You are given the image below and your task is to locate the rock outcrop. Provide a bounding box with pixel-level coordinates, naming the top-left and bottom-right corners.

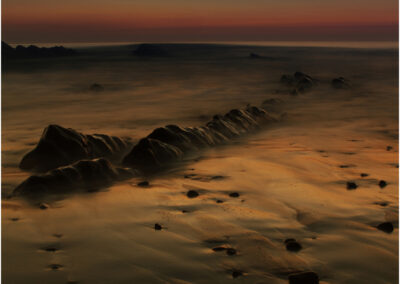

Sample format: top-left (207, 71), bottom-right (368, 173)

top-left (15, 105), bottom-right (277, 197)
top-left (123, 106), bottom-right (276, 172)
top-left (14, 158), bottom-right (135, 198)
top-left (19, 125), bottom-right (132, 172)
top-left (280, 72), bottom-right (317, 94)
top-left (331, 77), bottom-right (351, 89)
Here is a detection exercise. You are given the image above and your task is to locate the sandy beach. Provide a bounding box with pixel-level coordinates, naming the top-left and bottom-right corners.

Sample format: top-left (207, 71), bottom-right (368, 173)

top-left (2, 43), bottom-right (398, 283)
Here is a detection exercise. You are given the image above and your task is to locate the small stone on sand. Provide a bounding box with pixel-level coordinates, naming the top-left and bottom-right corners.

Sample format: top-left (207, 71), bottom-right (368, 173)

top-left (154, 223), bottom-right (162, 230)
top-left (226, 248), bottom-right (237, 255)
top-left (137, 181), bottom-right (149, 187)
top-left (360, 173), bottom-right (369, 177)
top-left (10, 217), bottom-right (19, 222)
top-left (216, 200), bottom-right (224, 203)
top-left (232, 270), bottom-right (243, 278)
top-left (39, 203), bottom-right (49, 210)
top-left (229, 192), bottom-right (240, 198)
top-left (187, 190), bottom-right (199, 198)
top-left (212, 247), bottom-right (226, 252)
top-left (378, 180), bottom-right (387, 188)
top-left (48, 264), bottom-right (63, 270)
top-left (377, 222), bottom-right (394, 233)
top-left (285, 240), bottom-right (302, 252)
top-left (346, 182), bottom-right (358, 190)
top-left (386, 146), bottom-right (393, 151)
top-left (53, 233), bottom-right (63, 238)
top-left (288, 271), bottom-right (319, 284)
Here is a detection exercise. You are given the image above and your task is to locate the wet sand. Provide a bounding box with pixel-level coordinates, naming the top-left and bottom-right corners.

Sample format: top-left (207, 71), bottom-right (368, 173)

top-left (2, 43), bottom-right (398, 283)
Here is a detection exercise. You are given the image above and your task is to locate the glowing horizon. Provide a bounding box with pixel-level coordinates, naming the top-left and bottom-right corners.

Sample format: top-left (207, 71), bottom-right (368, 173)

top-left (2, 0), bottom-right (398, 43)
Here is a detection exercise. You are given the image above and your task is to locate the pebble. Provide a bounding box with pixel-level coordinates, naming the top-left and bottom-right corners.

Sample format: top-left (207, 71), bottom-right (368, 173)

top-left (154, 223), bottom-right (162, 230)
top-left (285, 239), bottom-right (302, 252)
top-left (187, 190), bottom-right (199, 198)
top-left (377, 222), bottom-right (394, 233)
top-left (360, 173), bottom-right (369, 178)
top-left (346, 182), bottom-right (358, 190)
top-left (229, 192), bottom-right (240, 198)
top-left (378, 180), bottom-right (387, 188)
top-left (137, 181), bottom-right (149, 187)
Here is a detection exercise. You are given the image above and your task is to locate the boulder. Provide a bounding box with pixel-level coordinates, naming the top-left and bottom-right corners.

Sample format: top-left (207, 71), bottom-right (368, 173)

top-left (19, 125), bottom-right (132, 172)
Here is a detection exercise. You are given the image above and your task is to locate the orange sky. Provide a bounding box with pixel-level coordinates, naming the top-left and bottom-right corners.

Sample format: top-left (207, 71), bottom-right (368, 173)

top-left (2, 0), bottom-right (398, 43)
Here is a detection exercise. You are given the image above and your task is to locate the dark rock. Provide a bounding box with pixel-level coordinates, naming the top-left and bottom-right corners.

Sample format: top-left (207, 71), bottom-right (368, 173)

top-left (377, 222), bottom-right (394, 233)
top-left (154, 223), bottom-right (162, 230)
top-left (123, 105), bottom-right (276, 172)
top-left (232, 270), bottom-right (243, 278)
top-left (360, 173), bottom-right (369, 177)
top-left (42, 247), bottom-right (59, 252)
top-left (89, 83), bottom-right (104, 92)
top-left (229, 192), bottom-right (240, 198)
top-left (48, 264), bottom-right (63, 270)
top-left (10, 217), bottom-right (19, 222)
top-left (346, 182), bottom-right (358, 190)
top-left (249, 52), bottom-right (262, 58)
top-left (2, 41), bottom-right (77, 60)
top-left (386, 146), bottom-right (393, 151)
top-left (137, 181), bottom-right (150, 187)
top-left (280, 72), bottom-right (316, 93)
top-left (288, 271), bottom-right (319, 284)
top-left (13, 158), bottom-right (135, 198)
top-left (331, 77), bottom-right (351, 89)
top-left (226, 248), bottom-right (237, 255)
top-left (216, 200), bottom-right (224, 203)
top-left (39, 203), bottom-right (49, 210)
top-left (285, 240), bottom-right (302, 252)
top-left (187, 190), bottom-right (199, 198)
top-left (212, 247), bottom-right (226, 252)
top-left (53, 234), bottom-right (63, 238)
top-left (19, 124), bottom-right (132, 172)
top-left (378, 180), bottom-right (387, 188)
top-left (374, 201), bottom-right (388, 207)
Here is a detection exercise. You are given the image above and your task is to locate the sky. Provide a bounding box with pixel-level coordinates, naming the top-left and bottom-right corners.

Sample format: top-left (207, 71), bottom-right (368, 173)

top-left (2, 0), bottom-right (398, 43)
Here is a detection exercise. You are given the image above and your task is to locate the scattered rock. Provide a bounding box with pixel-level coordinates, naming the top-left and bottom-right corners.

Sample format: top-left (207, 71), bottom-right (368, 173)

top-left (226, 248), bottom-right (237, 255)
top-left (374, 202), bottom-right (388, 207)
top-left (53, 233), bottom-right (63, 238)
top-left (231, 269), bottom-right (243, 278)
top-left (360, 173), bottom-right (369, 178)
top-left (229, 192), bottom-right (240, 198)
top-left (378, 180), bottom-right (387, 188)
top-left (187, 190), bottom-right (199, 198)
top-left (331, 77), bottom-right (351, 89)
top-left (154, 223), bottom-right (162, 230)
top-left (89, 83), bottom-right (104, 92)
top-left (211, 175), bottom-right (224, 180)
top-left (386, 146), bottom-right (393, 151)
top-left (377, 222), bottom-right (394, 233)
top-left (137, 181), bottom-right (150, 187)
top-left (42, 247), bottom-right (59, 252)
top-left (284, 238), bottom-right (296, 244)
top-left (346, 182), bottom-right (358, 190)
top-left (249, 52), bottom-right (262, 58)
top-left (39, 203), bottom-right (49, 210)
top-left (288, 271), bottom-right (319, 284)
top-left (212, 247), bottom-right (226, 252)
top-left (48, 264), bottom-right (63, 270)
top-left (216, 200), bottom-right (224, 203)
top-left (10, 217), bottom-right (19, 222)
top-left (285, 240), bottom-right (302, 252)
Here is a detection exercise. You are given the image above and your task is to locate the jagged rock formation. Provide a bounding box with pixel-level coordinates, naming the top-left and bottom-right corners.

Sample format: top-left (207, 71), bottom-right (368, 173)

top-left (19, 125), bottom-right (132, 172)
top-left (14, 105), bottom-right (277, 198)
top-left (2, 41), bottom-right (77, 60)
top-left (123, 106), bottom-right (276, 172)
top-left (14, 159), bottom-right (135, 198)
top-left (280, 72), bottom-right (317, 94)
top-left (331, 77), bottom-right (351, 89)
